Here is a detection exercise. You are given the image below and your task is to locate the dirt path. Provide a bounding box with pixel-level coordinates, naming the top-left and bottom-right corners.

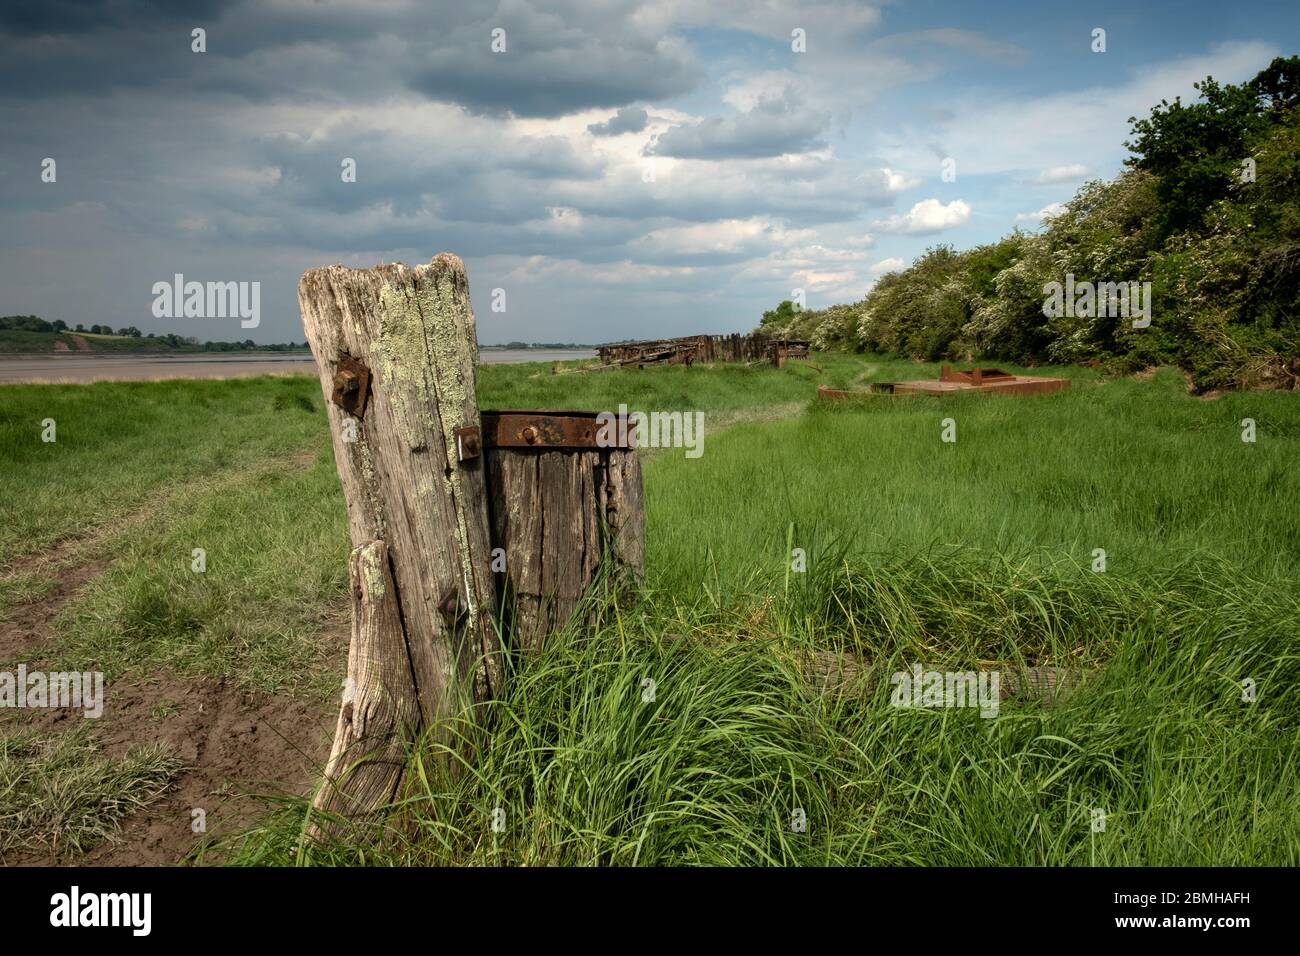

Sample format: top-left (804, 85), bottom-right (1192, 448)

top-left (1, 447), bottom-right (321, 662)
top-left (7, 670), bottom-right (337, 866)
top-left (0, 451), bottom-right (342, 866)
top-left (0, 555), bottom-right (112, 665)
top-left (0, 447), bottom-right (322, 574)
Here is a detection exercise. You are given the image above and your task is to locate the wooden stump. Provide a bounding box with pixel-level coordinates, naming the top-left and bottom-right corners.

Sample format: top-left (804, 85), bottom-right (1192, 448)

top-left (315, 541), bottom-right (418, 817)
top-left (481, 410), bottom-right (644, 654)
top-left (298, 254), bottom-right (502, 823)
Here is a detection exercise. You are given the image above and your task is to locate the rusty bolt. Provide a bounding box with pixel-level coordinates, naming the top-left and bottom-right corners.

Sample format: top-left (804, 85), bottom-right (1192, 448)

top-left (455, 425), bottom-right (481, 461)
top-left (331, 353), bottom-right (371, 419)
top-left (522, 426), bottom-right (539, 444)
top-left (438, 588), bottom-right (463, 630)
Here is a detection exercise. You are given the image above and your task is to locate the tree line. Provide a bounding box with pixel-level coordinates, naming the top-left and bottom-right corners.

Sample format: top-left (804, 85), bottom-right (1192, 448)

top-left (0, 314), bottom-right (308, 350)
top-left (757, 56), bottom-right (1299, 391)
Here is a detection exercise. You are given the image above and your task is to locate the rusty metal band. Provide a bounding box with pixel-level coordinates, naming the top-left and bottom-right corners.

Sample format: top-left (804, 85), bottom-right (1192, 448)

top-left (479, 410), bottom-right (637, 450)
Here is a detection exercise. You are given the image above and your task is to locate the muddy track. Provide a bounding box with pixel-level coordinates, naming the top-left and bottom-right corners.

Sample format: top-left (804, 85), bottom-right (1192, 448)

top-left (0, 447), bottom-right (322, 663)
top-left (5, 671), bottom-right (337, 866)
top-left (0, 446), bottom-right (341, 866)
top-left (0, 558), bottom-right (113, 665)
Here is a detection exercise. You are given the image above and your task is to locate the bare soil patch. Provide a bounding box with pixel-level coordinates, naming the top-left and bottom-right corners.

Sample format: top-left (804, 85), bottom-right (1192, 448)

top-left (4, 669), bottom-right (335, 865)
top-left (0, 448), bottom-right (343, 865)
top-left (0, 557), bottom-right (111, 664)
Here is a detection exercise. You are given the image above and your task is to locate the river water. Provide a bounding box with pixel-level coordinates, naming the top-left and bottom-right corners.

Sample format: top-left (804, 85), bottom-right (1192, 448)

top-left (0, 350), bottom-right (595, 384)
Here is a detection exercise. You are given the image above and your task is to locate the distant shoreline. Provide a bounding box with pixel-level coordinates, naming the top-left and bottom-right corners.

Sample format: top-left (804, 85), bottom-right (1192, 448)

top-left (0, 350), bottom-right (314, 358)
top-left (1, 347), bottom-right (597, 357)
top-left (479, 345), bottom-right (598, 350)
top-left (0, 348), bottom-right (595, 383)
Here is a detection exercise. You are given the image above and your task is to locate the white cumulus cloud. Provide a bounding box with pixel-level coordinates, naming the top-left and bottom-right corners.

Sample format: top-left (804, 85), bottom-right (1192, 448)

top-left (872, 198), bottom-right (971, 234)
top-left (1015, 202), bottom-right (1067, 223)
top-left (881, 167), bottom-right (921, 192)
top-left (1034, 164), bottom-right (1090, 184)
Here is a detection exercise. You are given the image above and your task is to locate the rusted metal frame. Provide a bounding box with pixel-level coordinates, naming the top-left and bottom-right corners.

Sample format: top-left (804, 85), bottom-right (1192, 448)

top-left (819, 375), bottom-right (1070, 400)
top-left (940, 364), bottom-right (1016, 385)
top-left (480, 409), bottom-right (636, 450)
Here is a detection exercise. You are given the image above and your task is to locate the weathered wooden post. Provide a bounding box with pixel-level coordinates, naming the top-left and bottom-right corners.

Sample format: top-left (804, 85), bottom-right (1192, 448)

top-left (298, 254), bottom-right (502, 821)
top-left (482, 410), bottom-right (644, 654)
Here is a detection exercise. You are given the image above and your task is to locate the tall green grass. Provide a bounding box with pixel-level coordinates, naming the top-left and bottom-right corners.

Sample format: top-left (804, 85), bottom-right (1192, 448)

top-left (220, 360), bottom-right (1293, 866)
top-left (4, 355), bottom-right (1297, 865)
top-left (644, 366), bottom-right (1300, 591)
top-left (0, 376), bottom-right (326, 565)
top-left (476, 351), bottom-right (866, 414)
top-left (217, 548), bottom-right (1300, 866)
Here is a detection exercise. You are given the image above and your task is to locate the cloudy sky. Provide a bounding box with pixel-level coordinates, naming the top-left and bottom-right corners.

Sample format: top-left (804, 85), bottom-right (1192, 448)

top-left (1, 1), bottom-right (1295, 344)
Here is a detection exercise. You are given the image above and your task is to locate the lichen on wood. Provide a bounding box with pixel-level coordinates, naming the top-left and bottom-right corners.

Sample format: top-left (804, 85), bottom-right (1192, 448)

top-left (298, 253), bottom-right (502, 828)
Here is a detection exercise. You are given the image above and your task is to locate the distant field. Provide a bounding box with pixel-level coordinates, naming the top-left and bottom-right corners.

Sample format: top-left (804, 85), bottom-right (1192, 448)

top-left (1, 354), bottom-right (1297, 865)
top-left (0, 328), bottom-right (303, 354)
top-left (0, 329), bottom-right (175, 353)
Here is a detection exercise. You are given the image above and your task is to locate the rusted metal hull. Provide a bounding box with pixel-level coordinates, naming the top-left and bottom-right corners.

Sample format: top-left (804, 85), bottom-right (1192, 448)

top-left (890, 376), bottom-right (1071, 396)
top-left (597, 334), bottom-right (808, 367)
top-left (817, 385), bottom-right (869, 400)
top-left (818, 368), bottom-right (1071, 400)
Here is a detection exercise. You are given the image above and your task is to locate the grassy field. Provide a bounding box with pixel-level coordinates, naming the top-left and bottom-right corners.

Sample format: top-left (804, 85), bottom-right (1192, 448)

top-left (1, 354), bottom-right (1297, 864)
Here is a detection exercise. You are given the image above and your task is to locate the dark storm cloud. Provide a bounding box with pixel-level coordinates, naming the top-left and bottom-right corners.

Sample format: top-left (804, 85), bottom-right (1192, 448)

top-left (588, 107), bottom-right (649, 136)
top-left (0, 0), bottom-right (909, 343)
top-left (650, 92), bottom-right (830, 159)
top-left (0, 0), bottom-right (700, 115)
top-left (408, 40), bottom-right (699, 118)
top-left (401, 0), bottom-right (703, 117)
top-left (0, 0), bottom-right (233, 36)
top-left (252, 123), bottom-right (603, 220)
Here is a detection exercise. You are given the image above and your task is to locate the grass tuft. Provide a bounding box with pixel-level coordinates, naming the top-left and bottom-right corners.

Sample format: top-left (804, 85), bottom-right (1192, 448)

top-left (219, 549), bottom-right (1299, 866)
top-left (0, 726), bottom-right (185, 858)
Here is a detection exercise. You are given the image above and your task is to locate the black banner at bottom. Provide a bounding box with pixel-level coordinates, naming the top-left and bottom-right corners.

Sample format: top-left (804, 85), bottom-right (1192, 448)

top-left (0, 866), bottom-right (1280, 942)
